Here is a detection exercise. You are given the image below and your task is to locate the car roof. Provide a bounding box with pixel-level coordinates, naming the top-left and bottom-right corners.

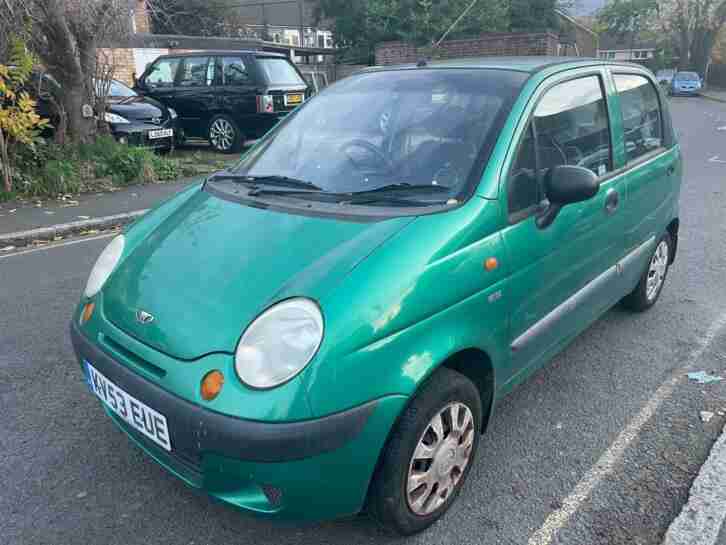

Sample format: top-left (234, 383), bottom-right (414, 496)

top-left (362, 56), bottom-right (647, 74)
top-left (153, 50), bottom-right (287, 59)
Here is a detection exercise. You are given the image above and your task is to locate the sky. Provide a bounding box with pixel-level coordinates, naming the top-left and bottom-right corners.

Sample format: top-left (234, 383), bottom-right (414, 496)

top-left (572, 0), bottom-right (606, 16)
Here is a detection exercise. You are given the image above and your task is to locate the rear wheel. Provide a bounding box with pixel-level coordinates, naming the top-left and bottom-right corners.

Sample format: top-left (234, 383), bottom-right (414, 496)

top-left (208, 115), bottom-right (243, 153)
top-left (622, 232), bottom-right (672, 312)
top-left (367, 368), bottom-right (482, 535)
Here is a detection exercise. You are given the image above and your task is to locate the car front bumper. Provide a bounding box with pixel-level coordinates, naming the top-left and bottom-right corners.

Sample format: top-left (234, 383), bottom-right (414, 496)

top-left (110, 119), bottom-right (180, 149)
top-left (70, 321), bottom-right (405, 520)
top-left (671, 87), bottom-right (700, 95)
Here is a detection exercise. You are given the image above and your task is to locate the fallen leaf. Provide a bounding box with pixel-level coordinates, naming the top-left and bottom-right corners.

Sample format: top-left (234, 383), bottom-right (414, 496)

top-left (77, 215), bottom-right (91, 220)
top-left (701, 411), bottom-right (715, 423)
top-left (688, 371), bottom-right (724, 384)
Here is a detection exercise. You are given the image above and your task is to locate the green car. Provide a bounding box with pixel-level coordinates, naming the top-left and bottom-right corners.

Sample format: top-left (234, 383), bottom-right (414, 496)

top-left (71, 57), bottom-right (680, 535)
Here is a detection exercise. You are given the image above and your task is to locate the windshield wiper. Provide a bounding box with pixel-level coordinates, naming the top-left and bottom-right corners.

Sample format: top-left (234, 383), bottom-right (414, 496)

top-left (350, 183), bottom-right (451, 196)
top-left (208, 174), bottom-right (323, 191)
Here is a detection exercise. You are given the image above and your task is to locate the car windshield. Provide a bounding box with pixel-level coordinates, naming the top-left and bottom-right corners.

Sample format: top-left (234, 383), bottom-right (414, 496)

top-left (676, 72), bottom-right (699, 81)
top-left (96, 79), bottom-right (137, 97)
top-left (656, 70), bottom-right (674, 78)
top-left (229, 68), bottom-right (527, 205)
top-left (257, 57), bottom-right (305, 86)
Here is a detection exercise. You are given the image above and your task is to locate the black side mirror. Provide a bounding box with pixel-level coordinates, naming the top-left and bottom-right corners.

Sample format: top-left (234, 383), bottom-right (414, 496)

top-left (537, 165), bottom-right (600, 229)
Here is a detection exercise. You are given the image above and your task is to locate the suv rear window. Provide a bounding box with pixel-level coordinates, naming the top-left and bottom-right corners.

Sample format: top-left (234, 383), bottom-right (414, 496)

top-left (256, 58), bottom-right (305, 86)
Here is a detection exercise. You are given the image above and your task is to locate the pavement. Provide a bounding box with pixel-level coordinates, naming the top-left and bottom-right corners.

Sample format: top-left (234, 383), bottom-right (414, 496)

top-left (2, 97), bottom-right (726, 545)
top-left (701, 87), bottom-right (726, 103)
top-left (0, 178), bottom-right (200, 247)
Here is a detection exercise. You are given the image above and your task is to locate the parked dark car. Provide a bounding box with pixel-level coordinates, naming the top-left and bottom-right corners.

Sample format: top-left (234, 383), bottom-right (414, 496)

top-left (670, 71), bottom-right (702, 96)
top-left (133, 51), bottom-right (310, 153)
top-left (27, 72), bottom-right (179, 150)
top-left (96, 79), bottom-right (180, 150)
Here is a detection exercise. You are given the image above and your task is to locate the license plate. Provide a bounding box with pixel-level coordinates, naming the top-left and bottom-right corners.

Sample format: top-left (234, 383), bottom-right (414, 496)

top-left (85, 361), bottom-right (172, 451)
top-left (285, 93), bottom-right (303, 106)
top-left (148, 128), bottom-right (174, 140)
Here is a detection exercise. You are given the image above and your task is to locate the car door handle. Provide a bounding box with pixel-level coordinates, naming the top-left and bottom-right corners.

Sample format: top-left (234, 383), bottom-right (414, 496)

top-left (667, 165), bottom-right (676, 176)
top-left (605, 189), bottom-right (619, 215)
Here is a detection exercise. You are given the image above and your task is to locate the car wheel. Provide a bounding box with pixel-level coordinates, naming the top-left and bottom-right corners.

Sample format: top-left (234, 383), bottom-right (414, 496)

top-left (622, 232), bottom-right (672, 312)
top-left (367, 367), bottom-right (482, 535)
top-left (208, 115), bottom-right (243, 153)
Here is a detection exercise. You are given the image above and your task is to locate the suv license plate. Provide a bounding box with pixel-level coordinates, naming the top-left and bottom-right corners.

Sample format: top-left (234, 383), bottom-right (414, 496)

top-left (149, 129), bottom-right (174, 140)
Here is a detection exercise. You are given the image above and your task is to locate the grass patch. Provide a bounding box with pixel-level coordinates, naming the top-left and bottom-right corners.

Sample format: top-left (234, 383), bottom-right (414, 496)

top-left (2, 137), bottom-right (239, 201)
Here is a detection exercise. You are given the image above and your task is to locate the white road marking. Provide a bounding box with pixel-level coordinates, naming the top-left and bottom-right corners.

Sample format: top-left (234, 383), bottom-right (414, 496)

top-left (528, 312), bottom-right (726, 545)
top-left (662, 422), bottom-right (726, 545)
top-left (708, 155), bottom-right (726, 164)
top-left (0, 233), bottom-right (114, 260)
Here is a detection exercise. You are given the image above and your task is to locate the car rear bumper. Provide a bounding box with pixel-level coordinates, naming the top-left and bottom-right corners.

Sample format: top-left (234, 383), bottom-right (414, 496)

top-left (70, 321), bottom-right (405, 519)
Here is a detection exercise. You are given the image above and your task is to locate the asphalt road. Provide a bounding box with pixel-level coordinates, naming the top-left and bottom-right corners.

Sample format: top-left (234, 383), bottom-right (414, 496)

top-left (3, 97), bottom-right (726, 545)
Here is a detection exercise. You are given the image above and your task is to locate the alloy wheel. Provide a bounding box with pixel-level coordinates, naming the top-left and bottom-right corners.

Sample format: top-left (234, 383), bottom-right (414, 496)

top-left (210, 118), bottom-right (235, 151)
top-left (406, 402), bottom-right (475, 516)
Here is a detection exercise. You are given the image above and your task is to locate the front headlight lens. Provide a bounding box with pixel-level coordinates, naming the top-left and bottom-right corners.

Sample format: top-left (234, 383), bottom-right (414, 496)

top-left (84, 235), bottom-right (125, 298)
top-left (235, 298), bottom-right (324, 389)
top-left (104, 112), bottom-right (130, 124)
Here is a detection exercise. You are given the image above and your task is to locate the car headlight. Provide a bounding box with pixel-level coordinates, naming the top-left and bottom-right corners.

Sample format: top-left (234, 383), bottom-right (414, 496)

top-left (104, 112), bottom-right (130, 124)
top-left (168, 108), bottom-right (178, 119)
top-left (84, 235), bottom-right (125, 298)
top-left (235, 298), bottom-right (324, 389)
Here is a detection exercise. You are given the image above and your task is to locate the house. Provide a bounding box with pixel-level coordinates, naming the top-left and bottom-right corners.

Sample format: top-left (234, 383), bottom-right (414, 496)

top-left (555, 10), bottom-right (598, 57)
top-left (597, 32), bottom-right (656, 61)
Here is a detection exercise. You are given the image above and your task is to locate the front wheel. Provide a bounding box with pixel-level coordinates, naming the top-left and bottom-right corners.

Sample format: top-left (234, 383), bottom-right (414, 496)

top-left (622, 232), bottom-right (672, 312)
top-left (367, 367), bottom-right (482, 535)
top-left (208, 115), bottom-right (243, 153)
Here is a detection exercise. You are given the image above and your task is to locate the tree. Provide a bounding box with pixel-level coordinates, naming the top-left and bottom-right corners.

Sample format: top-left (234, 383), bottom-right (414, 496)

top-left (148, 0), bottom-right (253, 38)
top-left (0, 38), bottom-right (48, 193)
top-left (0, 0), bottom-right (132, 144)
top-left (319, 0), bottom-right (510, 63)
top-left (599, 0), bottom-right (726, 75)
top-left (510, 0), bottom-right (561, 31)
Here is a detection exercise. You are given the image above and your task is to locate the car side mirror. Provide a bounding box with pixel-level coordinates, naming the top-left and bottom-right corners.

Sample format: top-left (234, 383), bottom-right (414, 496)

top-left (536, 165), bottom-right (600, 229)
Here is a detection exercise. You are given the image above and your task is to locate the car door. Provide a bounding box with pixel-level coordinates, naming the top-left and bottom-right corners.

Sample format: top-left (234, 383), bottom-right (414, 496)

top-left (218, 55), bottom-right (258, 133)
top-left (500, 69), bottom-right (626, 384)
top-left (172, 56), bottom-right (217, 138)
top-left (138, 57), bottom-right (181, 110)
top-left (611, 72), bottom-right (679, 253)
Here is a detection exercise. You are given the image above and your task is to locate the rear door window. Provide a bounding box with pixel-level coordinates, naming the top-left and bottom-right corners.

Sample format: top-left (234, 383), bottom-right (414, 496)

top-left (178, 57), bottom-right (213, 87)
top-left (256, 57), bottom-right (305, 86)
top-left (146, 58), bottom-right (180, 87)
top-left (221, 57), bottom-right (250, 86)
top-left (613, 74), bottom-right (663, 162)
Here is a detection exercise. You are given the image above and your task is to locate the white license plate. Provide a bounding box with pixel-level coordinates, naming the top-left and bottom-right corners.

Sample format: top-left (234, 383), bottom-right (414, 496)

top-left (148, 128), bottom-right (174, 140)
top-left (85, 361), bottom-right (172, 451)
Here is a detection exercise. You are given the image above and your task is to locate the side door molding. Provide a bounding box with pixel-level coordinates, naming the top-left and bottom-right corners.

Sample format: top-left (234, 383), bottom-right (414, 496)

top-left (511, 235), bottom-right (655, 353)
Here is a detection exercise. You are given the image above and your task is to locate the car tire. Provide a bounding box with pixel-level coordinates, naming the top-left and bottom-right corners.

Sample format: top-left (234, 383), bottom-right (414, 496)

top-left (622, 232), bottom-right (672, 312)
top-left (208, 114), bottom-right (243, 153)
top-left (367, 367), bottom-right (482, 536)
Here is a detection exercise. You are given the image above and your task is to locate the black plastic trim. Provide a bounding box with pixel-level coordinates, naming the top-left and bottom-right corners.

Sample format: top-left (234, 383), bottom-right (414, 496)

top-left (70, 322), bottom-right (377, 463)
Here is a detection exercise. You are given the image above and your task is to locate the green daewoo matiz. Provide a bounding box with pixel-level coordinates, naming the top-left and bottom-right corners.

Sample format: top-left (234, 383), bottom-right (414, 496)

top-left (71, 57), bottom-right (681, 535)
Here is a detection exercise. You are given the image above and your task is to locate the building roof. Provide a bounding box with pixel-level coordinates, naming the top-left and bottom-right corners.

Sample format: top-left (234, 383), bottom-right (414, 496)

top-left (599, 32), bottom-right (656, 51)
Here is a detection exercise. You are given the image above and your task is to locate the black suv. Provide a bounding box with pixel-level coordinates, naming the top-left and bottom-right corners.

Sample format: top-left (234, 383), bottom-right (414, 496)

top-left (134, 51), bottom-right (309, 152)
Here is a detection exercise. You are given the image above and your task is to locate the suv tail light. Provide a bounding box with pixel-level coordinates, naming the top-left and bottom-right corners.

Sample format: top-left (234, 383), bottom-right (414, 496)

top-left (257, 95), bottom-right (275, 114)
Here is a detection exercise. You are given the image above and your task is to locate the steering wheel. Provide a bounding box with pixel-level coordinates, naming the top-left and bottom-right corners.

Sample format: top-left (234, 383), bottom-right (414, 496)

top-left (340, 139), bottom-right (394, 172)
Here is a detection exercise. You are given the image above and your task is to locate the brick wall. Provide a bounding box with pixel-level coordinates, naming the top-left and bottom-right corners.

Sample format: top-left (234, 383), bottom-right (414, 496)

top-left (97, 48), bottom-right (136, 85)
top-left (375, 32), bottom-right (560, 66)
top-left (134, 1), bottom-right (150, 34)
